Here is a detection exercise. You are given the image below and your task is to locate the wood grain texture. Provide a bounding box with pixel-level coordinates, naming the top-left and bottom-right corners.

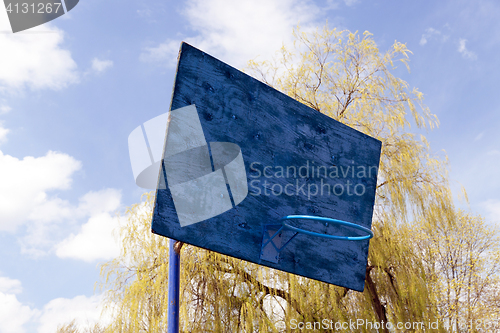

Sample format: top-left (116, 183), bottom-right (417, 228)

top-left (152, 42), bottom-right (382, 292)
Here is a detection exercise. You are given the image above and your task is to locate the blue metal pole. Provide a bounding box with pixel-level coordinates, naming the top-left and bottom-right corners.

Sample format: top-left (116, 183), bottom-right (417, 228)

top-left (167, 239), bottom-right (181, 333)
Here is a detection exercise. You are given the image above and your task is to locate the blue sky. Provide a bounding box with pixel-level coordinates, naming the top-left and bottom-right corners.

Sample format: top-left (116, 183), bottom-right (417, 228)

top-left (0, 0), bottom-right (499, 331)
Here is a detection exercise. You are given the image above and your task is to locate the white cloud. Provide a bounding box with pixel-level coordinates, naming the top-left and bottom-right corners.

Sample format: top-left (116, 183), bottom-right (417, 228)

top-left (419, 27), bottom-right (450, 46)
top-left (0, 282), bottom-right (111, 333)
top-left (420, 27), bottom-right (441, 46)
top-left (0, 104), bottom-right (11, 114)
top-left (183, 0), bottom-right (322, 67)
top-left (0, 276), bottom-right (38, 333)
top-left (20, 199), bottom-right (75, 257)
top-left (474, 132), bottom-right (484, 141)
top-left (143, 0), bottom-right (323, 69)
top-left (77, 189), bottom-right (122, 216)
top-left (140, 39), bottom-right (180, 67)
top-left (0, 150), bottom-right (81, 232)
top-left (0, 150), bottom-right (82, 256)
top-left (0, 122), bottom-right (9, 144)
top-left (91, 58), bottom-right (113, 74)
top-left (0, 147), bottom-right (123, 258)
top-left (0, 10), bottom-right (78, 91)
top-left (38, 295), bottom-right (111, 333)
top-left (458, 38), bottom-right (477, 60)
top-left (0, 292), bottom-right (37, 333)
top-left (56, 189), bottom-right (122, 262)
top-left (0, 276), bottom-right (22, 294)
top-left (55, 213), bottom-right (121, 262)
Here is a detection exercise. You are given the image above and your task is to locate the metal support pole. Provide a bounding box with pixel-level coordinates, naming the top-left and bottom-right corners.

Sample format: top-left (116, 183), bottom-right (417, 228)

top-left (167, 239), bottom-right (181, 333)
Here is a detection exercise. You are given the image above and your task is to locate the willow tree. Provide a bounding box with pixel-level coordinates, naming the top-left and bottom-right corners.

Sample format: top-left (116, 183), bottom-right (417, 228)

top-left (56, 320), bottom-right (105, 333)
top-left (415, 207), bottom-right (500, 332)
top-left (96, 25), bottom-right (470, 332)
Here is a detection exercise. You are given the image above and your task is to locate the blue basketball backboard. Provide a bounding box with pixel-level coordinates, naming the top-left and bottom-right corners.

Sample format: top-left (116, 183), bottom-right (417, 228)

top-left (151, 42), bottom-right (381, 291)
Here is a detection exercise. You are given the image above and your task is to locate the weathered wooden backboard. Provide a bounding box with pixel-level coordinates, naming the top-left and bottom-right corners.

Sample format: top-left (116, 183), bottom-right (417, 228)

top-left (152, 42), bottom-right (381, 291)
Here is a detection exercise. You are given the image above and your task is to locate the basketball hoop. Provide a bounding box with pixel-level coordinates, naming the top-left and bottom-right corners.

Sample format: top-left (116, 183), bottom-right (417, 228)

top-left (260, 215), bottom-right (373, 264)
top-left (281, 215), bottom-right (373, 241)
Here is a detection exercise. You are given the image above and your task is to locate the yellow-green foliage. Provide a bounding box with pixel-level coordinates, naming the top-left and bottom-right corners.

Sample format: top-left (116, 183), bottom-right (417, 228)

top-left (56, 320), bottom-right (105, 333)
top-left (415, 208), bottom-right (500, 331)
top-left (91, 25), bottom-right (500, 333)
